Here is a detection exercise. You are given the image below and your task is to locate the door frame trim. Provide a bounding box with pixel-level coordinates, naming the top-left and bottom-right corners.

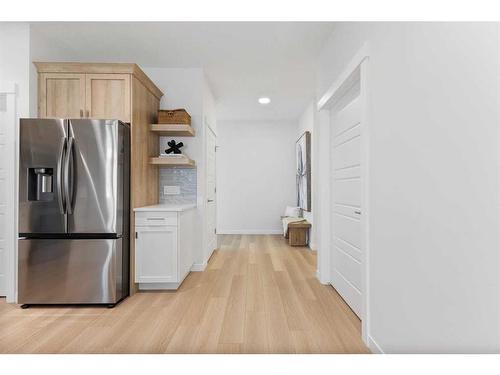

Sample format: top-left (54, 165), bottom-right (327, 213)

top-left (316, 43), bottom-right (370, 345)
top-left (205, 120), bottom-right (217, 263)
top-left (1, 82), bottom-right (19, 303)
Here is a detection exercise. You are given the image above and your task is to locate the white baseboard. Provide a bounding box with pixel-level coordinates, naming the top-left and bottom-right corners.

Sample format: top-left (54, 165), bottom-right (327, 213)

top-left (368, 335), bottom-right (384, 354)
top-left (191, 246), bottom-right (216, 272)
top-left (316, 269), bottom-right (329, 285)
top-left (191, 262), bottom-right (207, 272)
top-left (6, 292), bottom-right (17, 304)
top-left (139, 282), bottom-right (181, 290)
top-left (316, 269), bottom-right (324, 284)
top-left (218, 229), bottom-right (282, 235)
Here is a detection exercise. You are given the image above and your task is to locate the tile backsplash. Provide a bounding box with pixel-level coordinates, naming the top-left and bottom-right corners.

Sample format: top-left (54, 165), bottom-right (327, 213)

top-left (159, 167), bottom-right (197, 204)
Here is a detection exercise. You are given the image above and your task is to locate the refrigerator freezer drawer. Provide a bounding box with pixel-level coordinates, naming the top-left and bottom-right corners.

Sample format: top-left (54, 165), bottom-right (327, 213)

top-left (18, 238), bottom-right (127, 304)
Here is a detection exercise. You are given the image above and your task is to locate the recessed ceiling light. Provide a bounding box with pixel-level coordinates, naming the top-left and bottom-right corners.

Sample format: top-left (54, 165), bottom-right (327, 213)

top-left (258, 97), bottom-right (271, 105)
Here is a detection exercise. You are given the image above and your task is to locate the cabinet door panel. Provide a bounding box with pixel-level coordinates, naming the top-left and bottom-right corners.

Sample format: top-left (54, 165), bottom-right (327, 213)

top-left (86, 74), bottom-right (131, 122)
top-left (39, 73), bottom-right (85, 118)
top-left (135, 226), bottom-right (178, 283)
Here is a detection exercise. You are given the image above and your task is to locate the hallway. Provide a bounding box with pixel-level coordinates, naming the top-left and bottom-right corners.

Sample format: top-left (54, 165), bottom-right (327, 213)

top-left (0, 235), bottom-right (368, 353)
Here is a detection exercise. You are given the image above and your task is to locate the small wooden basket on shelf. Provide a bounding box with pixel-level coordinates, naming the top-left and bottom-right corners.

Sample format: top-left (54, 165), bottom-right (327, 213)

top-left (158, 109), bottom-right (191, 125)
top-left (153, 109), bottom-right (194, 136)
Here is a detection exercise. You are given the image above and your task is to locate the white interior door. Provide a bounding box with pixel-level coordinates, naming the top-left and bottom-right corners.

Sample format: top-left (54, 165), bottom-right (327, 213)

top-left (206, 126), bottom-right (217, 256)
top-left (330, 96), bottom-right (363, 317)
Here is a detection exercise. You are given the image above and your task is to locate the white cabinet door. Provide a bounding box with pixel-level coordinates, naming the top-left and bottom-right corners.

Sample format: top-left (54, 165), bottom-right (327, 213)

top-left (135, 226), bottom-right (178, 283)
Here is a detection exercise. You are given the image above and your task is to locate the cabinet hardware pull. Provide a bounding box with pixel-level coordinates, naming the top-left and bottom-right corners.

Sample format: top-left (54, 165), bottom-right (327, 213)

top-left (135, 232), bottom-right (138, 239)
top-left (86, 110), bottom-right (90, 118)
top-left (147, 217), bottom-right (164, 220)
top-left (354, 210), bottom-right (361, 215)
top-left (80, 109), bottom-right (83, 118)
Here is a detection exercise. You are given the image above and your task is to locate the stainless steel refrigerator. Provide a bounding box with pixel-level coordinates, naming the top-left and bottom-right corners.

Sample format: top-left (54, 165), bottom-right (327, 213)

top-left (18, 119), bottom-right (130, 307)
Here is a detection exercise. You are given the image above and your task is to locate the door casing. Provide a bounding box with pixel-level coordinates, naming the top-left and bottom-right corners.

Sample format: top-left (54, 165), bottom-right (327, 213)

top-left (0, 83), bottom-right (18, 302)
top-left (205, 122), bottom-right (217, 259)
top-left (316, 44), bottom-right (370, 345)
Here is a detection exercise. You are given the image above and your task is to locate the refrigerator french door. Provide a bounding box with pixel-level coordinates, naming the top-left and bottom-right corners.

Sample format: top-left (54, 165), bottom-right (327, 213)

top-left (18, 119), bottom-right (130, 306)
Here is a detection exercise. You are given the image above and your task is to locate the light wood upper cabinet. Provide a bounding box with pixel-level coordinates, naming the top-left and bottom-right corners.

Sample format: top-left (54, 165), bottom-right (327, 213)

top-left (85, 74), bottom-right (131, 122)
top-left (35, 62), bottom-right (163, 123)
top-left (39, 73), bottom-right (86, 118)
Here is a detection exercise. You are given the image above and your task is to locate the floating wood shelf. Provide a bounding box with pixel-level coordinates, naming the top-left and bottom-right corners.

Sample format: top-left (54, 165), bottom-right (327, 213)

top-left (150, 124), bottom-right (195, 137)
top-left (149, 156), bottom-right (196, 167)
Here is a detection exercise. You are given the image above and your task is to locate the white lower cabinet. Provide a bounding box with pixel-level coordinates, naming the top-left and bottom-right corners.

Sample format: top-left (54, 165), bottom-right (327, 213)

top-left (134, 208), bottom-right (195, 290)
top-left (136, 226), bottom-right (178, 283)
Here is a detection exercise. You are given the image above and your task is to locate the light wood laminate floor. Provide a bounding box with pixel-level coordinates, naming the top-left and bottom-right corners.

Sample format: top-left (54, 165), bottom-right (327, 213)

top-left (0, 235), bottom-right (369, 353)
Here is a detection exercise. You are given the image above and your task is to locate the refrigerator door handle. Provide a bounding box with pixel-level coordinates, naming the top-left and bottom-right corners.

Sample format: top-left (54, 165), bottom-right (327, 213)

top-left (56, 137), bottom-right (67, 214)
top-left (64, 136), bottom-right (75, 214)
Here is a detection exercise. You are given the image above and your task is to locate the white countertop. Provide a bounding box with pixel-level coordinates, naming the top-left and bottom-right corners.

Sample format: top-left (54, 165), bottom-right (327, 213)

top-left (133, 203), bottom-right (197, 212)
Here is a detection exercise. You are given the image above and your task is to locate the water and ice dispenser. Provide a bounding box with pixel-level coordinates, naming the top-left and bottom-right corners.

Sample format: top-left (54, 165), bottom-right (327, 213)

top-left (28, 168), bottom-right (54, 201)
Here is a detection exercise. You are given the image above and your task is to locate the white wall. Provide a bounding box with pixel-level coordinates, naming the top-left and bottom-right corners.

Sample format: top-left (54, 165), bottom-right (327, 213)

top-left (143, 67), bottom-right (204, 171)
top-left (297, 100), bottom-right (316, 248)
top-left (0, 23), bottom-right (31, 116)
top-left (29, 27), bottom-right (75, 117)
top-left (203, 76), bottom-right (217, 133)
top-left (217, 120), bottom-right (296, 234)
top-left (316, 22), bottom-right (500, 353)
top-left (143, 67), bottom-right (216, 269)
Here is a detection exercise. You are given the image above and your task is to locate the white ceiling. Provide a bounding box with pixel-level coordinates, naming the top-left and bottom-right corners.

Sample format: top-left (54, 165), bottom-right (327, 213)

top-left (30, 22), bottom-right (335, 121)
